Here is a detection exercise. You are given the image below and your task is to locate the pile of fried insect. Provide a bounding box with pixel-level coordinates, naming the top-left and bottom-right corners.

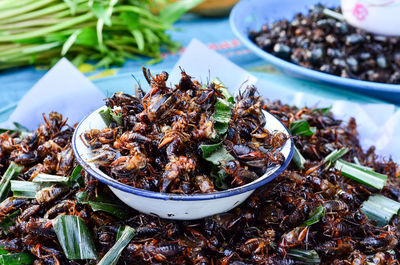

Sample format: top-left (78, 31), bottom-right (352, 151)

top-left (0, 68), bottom-right (399, 265)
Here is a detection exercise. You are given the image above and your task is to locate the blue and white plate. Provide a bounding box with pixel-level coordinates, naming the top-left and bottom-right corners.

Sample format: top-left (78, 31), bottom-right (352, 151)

top-left (229, 0), bottom-right (400, 104)
top-left (72, 106), bottom-right (293, 220)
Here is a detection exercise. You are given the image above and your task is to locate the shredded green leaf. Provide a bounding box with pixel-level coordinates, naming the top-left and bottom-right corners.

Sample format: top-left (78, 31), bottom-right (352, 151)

top-left (302, 205), bottom-right (325, 226)
top-left (53, 215), bottom-right (97, 260)
top-left (110, 110), bottom-right (123, 127)
top-left (0, 162), bottom-right (24, 203)
top-left (98, 226), bottom-right (135, 265)
top-left (361, 194), bottom-right (400, 226)
top-left (290, 119), bottom-right (316, 136)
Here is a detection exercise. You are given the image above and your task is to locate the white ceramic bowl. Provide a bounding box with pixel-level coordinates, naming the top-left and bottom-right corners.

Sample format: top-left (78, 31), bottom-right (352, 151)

top-left (72, 106), bottom-right (294, 220)
top-left (341, 0), bottom-right (400, 36)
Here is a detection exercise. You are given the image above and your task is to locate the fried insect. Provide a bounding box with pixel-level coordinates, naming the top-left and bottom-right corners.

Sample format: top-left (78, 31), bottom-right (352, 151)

top-left (85, 69), bottom-right (286, 194)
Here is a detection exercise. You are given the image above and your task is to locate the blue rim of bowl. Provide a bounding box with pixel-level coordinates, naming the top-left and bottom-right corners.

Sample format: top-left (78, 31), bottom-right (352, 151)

top-left (72, 107), bottom-right (294, 201)
top-left (229, 0), bottom-right (400, 92)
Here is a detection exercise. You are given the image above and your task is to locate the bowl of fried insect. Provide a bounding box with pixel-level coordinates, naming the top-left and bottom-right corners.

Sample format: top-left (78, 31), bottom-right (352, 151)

top-left (72, 68), bottom-right (294, 220)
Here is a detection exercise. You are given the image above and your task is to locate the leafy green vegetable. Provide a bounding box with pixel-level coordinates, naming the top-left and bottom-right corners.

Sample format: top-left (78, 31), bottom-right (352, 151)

top-left (302, 205), bottom-right (325, 226)
top-left (0, 252), bottom-right (35, 265)
top-left (0, 162), bottom-right (24, 203)
top-left (98, 226), bottom-right (135, 265)
top-left (213, 99), bottom-right (232, 134)
top-left (335, 159), bottom-right (387, 190)
top-left (99, 107), bottom-right (112, 126)
top-left (288, 249), bottom-right (321, 264)
top-left (99, 107), bottom-right (123, 127)
top-left (200, 142), bottom-right (234, 166)
top-left (61, 29), bottom-right (81, 56)
top-left (0, 0), bottom-right (204, 70)
top-left (10, 181), bottom-right (49, 198)
top-left (211, 78), bottom-right (234, 134)
top-left (323, 147), bottom-right (349, 167)
top-left (361, 194), bottom-right (400, 226)
top-left (53, 215), bottom-right (97, 260)
top-left (160, 0), bottom-right (204, 24)
top-left (289, 119), bottom-right (316, 136)
top-left (293, 146), bottom-right (306, 170)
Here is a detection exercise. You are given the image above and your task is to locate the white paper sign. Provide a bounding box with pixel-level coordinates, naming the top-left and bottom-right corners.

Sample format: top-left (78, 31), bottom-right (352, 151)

top-left (0, 58), bottom-right (105, 130)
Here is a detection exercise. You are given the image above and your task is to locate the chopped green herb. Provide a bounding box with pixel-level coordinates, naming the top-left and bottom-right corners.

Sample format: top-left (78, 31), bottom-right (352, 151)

top-left (361, 194), bottom-right (400, 226)
top-left (210, 168), bottom-right (229, 190)
top-left (0, 162), bottom-right (24, 203)
top-left (99, 107), bottom-right (112, 126)
top-left (335, 159), bottom-right (387, 190)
